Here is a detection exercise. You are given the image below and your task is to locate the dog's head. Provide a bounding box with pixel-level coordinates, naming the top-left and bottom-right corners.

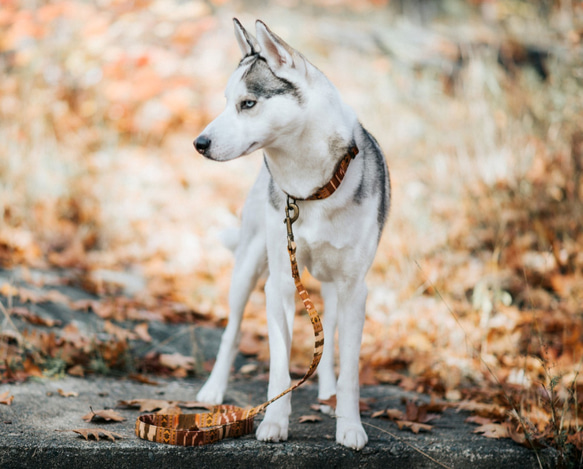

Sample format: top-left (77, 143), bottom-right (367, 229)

top-left (194, 19), bottom-right (317, 161)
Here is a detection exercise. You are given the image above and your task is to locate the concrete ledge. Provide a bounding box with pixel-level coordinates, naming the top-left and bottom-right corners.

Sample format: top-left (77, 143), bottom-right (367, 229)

top-left (0, 376), bottom-right (556, 468)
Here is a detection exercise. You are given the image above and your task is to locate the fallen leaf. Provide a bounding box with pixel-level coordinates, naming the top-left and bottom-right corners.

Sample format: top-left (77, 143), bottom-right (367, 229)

top-left (82, 408), bottom-right (125, 423)
top-left (58, 389), bottom-right (79, 398)
top-left (129, 373), bottom-right (159, 385)
top-left (318, 395), bottom-right (337, 409)
top-left (457, 400), bottom-right (507, 419)
top-left (9, 306), bottom-right (61, 327)
top-left (0, 391), bottom-right (14, 405)
top-left (133, 323), bottom-right (152, 342)
top-left (372, 408), bottom-right (405, 420)
top-left (465, 415), bottom-right (495, 426)
top-left (179, 401), bottom-right (213, 410)
top-left (71, 428), bottom-right (123, 441)
top-left (159, 353), bottom-right (194, 371)
top-left (67, 364), bottom-right (85, 377)
top-left (156, 406), bottom-right (181, 415)
top-left (316, 395), bottom-right (369, 413)
top-left (104, 320), bottom-right (136, 341)
top-left (118, 399), bottom-right (175, 412)
top-left (395, 420), bottom-right (433, 433)
top-left (473, 423), bottom-right (510, 439)
top-left (299, 414), bottom-right (322, 423)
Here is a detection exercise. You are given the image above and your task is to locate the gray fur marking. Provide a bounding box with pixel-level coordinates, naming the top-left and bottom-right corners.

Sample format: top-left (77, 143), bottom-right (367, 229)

top-left (353, 125), bottom-right (390, 235)
top-left (242, 56), bottom-right (303, 103)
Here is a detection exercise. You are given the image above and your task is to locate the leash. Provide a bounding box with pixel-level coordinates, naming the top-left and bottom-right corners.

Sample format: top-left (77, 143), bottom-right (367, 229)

top-left (136, 144), bottom-right (358, 446)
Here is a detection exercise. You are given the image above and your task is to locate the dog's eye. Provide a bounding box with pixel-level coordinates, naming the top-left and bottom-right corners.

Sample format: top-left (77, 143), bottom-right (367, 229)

top-left (241, 100), bottom-right (256, 110)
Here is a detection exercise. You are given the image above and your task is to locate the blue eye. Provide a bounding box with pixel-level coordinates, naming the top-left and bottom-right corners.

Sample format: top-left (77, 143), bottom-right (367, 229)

top-left (241, 100), bottom-right (256, 110)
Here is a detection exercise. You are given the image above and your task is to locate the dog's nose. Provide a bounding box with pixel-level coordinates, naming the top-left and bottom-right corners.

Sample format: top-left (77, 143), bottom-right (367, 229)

top-left (194, 135), bottom-right (211, 155)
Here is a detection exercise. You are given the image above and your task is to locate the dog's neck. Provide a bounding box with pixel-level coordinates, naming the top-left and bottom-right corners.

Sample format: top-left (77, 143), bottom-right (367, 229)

top-left (263, 94), bottom-right (358, 200)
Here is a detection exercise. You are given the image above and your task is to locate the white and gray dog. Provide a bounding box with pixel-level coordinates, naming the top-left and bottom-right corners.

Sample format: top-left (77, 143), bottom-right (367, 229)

top-left (193, 19), bottom-right (390, 450)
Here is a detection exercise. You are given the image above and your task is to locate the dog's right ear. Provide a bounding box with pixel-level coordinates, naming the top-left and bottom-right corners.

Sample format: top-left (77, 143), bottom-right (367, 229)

top-left (233, 18), bottom-right (259, 58)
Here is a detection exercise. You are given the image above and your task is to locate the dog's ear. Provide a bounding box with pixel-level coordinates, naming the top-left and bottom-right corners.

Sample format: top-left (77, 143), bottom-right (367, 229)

top-left (233, 18), bottom-right (259, 57)
top-left (255, 20), bottom-right (307, 76)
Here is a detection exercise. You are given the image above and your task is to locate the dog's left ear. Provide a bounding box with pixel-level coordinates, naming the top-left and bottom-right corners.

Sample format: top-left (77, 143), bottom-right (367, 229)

top-left (255, 20), bottom-right (307, 76)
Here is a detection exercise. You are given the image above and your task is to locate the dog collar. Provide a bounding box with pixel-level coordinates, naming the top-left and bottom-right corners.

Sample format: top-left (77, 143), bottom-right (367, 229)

top-left (287, 144), bottom-right (359, 201)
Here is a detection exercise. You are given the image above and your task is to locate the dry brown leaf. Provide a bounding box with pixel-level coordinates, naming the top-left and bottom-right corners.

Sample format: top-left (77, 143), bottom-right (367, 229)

top-left (58, 388), bottom-right (79, 398)
top-left (133, 322), bottom-right (152, 342)
top-left (456, 400), bottom-right (507, 419)
top-left (156, 406), bottom-right (182, 415)
top-left (67, 364), bottom-right (85, 377)
top-left (9, 306), bottom-right (61, 327)
top-left (372, 408), bottom-right (405, 420)
top-left (179, 401), bottom-right (213, 410)
top-left (159, 353), bottom-right (194, 371)
top-left (473, 423), bottom-right (510, 439)
top-left (465, 415), bottom-right (495, 426)
top-left (82, 408), bottom-right (125, 423)
top-left (104, 320), bottom-right (136, 341)
top-left (396, 420), bottom-right (433, 433)
top-left (298, 415), bottom-right (322, 423)
top-left (71, 428), bottom-right (123, 441)
top-left (118, 399), bottom-right (175, 412)
top-left (0, 391), bottom-right (14, 405)
top-left (129, 373), bottom-right (159, 385)
top-left (23, 357), bottom-right (43, 378)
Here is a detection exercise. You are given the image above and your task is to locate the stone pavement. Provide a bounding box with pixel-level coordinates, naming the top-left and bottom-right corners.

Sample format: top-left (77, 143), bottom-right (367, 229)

top-left (0, 376), bottom-right (556, 469)
top-left (0, 269), bottom-right (557, 468)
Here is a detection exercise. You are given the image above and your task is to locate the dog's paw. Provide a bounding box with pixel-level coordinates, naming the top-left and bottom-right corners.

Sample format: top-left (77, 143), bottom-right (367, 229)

top-left (319, 404), bottom-right (335, 416)
top-left (336, 421), bottom-right (368, 450)
top-left (196, 383), bottom-right (225, 405)
top-left (256, 419), bottom-right (289, 443)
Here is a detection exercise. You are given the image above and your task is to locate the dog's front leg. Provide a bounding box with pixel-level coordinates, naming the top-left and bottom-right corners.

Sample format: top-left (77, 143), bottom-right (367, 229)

top-left (256, 271), bottom-right (296, 442)
top-left (197, 235), bottom-right (266, 405)
top-left (335, 280), bottom-right (368, 450)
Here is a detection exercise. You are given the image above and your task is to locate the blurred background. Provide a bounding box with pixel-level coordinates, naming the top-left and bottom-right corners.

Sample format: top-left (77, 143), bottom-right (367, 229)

top-left (1, 0), bottom-right (582, 456)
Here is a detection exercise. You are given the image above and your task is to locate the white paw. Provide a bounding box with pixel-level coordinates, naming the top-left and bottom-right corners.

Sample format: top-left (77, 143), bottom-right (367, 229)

top-left (196, 382), bottom-right (225, 405)
top-left (336, 420), bottom-right (368, 450)
top-left (319, 404), bottom-right (335, 416)
top-left (256, 419), bottom-right (289, 442)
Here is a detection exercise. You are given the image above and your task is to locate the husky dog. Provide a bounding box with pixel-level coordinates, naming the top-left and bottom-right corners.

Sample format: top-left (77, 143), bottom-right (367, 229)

top-left (193, 19), bottom-right (390, 450)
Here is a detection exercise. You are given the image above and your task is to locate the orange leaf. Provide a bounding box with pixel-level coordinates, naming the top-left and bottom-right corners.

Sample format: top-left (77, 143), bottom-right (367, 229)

top-left (298, 415), bottom-right (322, 423)
top-left (133, 323), bottom-right (152, 342)
top-left (159, 353), bottom-right (194, 371)
top-left (71, 428), bottom-right (123, 441)
top-left (395, 420), bottom-right (433, 433)
top-left (0, 391), bottom-right (14, 405)
top-left (473, 423), bottom-right (510, 439)
top-left (58, 388), bottom-right (79, 398)
top-left (82, 408), bottom-right (125, 423)
top-left (118, 399), bottom-right (175, 412)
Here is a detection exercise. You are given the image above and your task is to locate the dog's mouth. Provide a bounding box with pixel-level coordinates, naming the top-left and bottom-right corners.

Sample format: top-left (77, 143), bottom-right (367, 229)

top-left (243, 142), bottom-right (260, 155)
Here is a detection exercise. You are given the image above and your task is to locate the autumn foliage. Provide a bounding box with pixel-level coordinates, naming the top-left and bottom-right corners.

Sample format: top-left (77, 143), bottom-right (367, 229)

top-left (0, 0), bottom-right (582, 463)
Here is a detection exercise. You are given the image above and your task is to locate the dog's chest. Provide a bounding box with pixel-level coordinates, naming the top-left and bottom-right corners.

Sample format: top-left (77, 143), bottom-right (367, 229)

top-left (292, 206), bottom-right (357, 282)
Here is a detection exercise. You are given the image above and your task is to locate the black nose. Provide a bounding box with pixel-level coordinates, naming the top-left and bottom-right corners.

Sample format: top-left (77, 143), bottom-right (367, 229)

top-left (194, 135), bottom-right (211, 155)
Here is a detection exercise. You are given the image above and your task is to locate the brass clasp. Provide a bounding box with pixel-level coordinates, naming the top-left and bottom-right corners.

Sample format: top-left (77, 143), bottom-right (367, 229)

top-left (284, 196), bottom-right (299, 253)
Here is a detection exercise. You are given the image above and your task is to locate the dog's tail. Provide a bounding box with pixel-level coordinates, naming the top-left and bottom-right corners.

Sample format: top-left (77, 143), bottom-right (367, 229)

top-left (218, 227), bottom-right (240, 253)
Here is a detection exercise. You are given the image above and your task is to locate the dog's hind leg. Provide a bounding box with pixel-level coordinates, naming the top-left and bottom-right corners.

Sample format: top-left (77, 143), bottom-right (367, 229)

top-left (335, 279), bottom-right (368, 450)
top-left (318, 281), bottom-right (337, 415)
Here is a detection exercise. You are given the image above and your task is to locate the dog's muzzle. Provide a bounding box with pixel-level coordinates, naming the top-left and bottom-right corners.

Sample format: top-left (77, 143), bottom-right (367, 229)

top-left (194, 135), bottom-right (211, 156)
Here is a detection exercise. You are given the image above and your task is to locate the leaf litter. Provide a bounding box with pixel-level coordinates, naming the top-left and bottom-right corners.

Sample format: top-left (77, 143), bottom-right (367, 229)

top-left (0, 0), bottom-right (581, 460)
